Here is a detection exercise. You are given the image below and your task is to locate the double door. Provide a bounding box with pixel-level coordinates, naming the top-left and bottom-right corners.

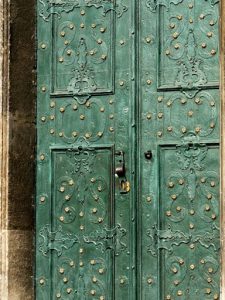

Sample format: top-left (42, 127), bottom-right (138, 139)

top-left (36, 0), bottom-right (220, 299)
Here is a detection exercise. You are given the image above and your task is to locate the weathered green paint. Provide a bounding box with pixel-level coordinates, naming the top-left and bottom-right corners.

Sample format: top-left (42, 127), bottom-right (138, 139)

top-left (36, 0), bottom-right (220, 299)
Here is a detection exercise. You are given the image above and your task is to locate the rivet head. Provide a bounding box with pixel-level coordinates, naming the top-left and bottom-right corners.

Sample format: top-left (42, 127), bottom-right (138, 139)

top-left (72, 131), bottom-right (77, 137)
top-left (70, 261), bottom-right (74, 267)
top-left (190, 209), bottom-right (195, 215)
top-left (202, 43), bottom-right (207, 48)
top-left (97, 39), bottom-right (102, 44)
top-left (79, 261), bottom-right (84, 267)
top-left (206, 288), bottom-right (211, 294)
top-left (63, 277), bottom-right (68, 283)
top-left (190, 264), bottom-right (195, 270)
top-left (60, 107), bottom-right (65, 113)
top-left (100, 107), bottom-right (105, 112)
top-left (56, 293), bottom-right (61, 298)
top-left (207, 32), bottom-right (213, 37)
top-left (147, 278), bottom-right (153, 284)
top-left (177, 290), bottom-right (183, 296)
top-left (80, 9), bottom-right (85, 15)
top-left (40, 196), bottom-right (46, 203)
top-left (67, 49), bottom-right (72, 55)
top-left (147, 113), bottom-right (152, 120)
top-left (166, 210), bottom-right (171, 217)
top-left (39, 278), bottom-right (45, 285)
top-left (59, 268), bottom-right (64, 274)
top-left (59, 216), bottom-right (64, 222)
top-left (99, 296), bottom-right (105, 300)
top-left (146, 79), bottom-right (152, 85)
top-left (100, 27), bottom-right (106, 33)
top-left (158, 112), bottom-right (163, 119)
top-left (40, 154), bottom-right (45, 161)
top-left (211, 49), bottom-right (216, 55)
top-left (79, 211), bottom-right (84, 217)
top-left (41, 86), bottom-right (46, 92)
top-left (80, 114), bottom-right (85, 120)
top-left (97, 132), bottom-right (103, 137)
top-left (69, 23), bottom-right (74, 29)
top-left (101, 54), bottom-right (107, 60)
top-left (119, 81), bottom-right (124, 86)
top-left (60, 31), bottom-right (65, 37)
top-left (146, 37), bottom-right (151, 43)
top-left (147, 196), bottom-right (151, 203)
top-left (92, 276), bottom-right (97, 283)
top-left (79, 248), bottom-right (84, 254)
top-left (41, 43), bottom-right (46, 49)
top-left (90, 260), bottom-right (96, 265)
top-left (67, 288), bottom-right (72, 294)
top-left (50, 101), bottom-right (55, 108)
top-left (166, 295), bottom-right (171, 300)
top-left (80, 23), bottom-right (85, 28)
top-left (80, 225), bottom-right (84, 230)
top-left (99, 268), bottom-right (104, 274)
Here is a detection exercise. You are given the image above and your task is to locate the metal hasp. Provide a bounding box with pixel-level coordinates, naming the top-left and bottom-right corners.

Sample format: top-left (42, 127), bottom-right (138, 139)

top-left (36, 0), bottom-right (220, 299)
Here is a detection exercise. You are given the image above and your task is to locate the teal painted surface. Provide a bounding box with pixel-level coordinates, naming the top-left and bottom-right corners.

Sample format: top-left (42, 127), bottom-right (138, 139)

top-left (37, 0), bottom-right (220, 299)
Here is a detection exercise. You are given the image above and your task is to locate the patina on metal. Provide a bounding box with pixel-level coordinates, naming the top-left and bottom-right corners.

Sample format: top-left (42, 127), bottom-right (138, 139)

top-left (36, 0), bottom-right (220, 299)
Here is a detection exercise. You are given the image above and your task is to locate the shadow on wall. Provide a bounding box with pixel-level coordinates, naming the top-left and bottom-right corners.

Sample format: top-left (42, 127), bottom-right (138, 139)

top-left (8, 0), bottom-right (35, 299)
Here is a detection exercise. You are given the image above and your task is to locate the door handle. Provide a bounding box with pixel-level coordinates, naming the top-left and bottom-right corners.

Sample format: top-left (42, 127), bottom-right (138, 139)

top-left (115, 151), bottom-right (130, 193)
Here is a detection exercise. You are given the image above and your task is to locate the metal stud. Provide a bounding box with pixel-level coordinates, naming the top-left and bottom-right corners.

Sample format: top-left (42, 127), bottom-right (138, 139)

top-left (100, 27), bottom-right (106, 33)
top-left (80, 23), bottom-right (85, 28)
top-left (147, 79), bottom-right (152, 85)
top-left (41, 86), bottom-right (47, 92)
top-left (80, 114), bottom-right (85, 120)
top-left (67, 288), bottom-right (72, 294)
top-left (40, 154), bottom-right (45, 161)
top-left (41, 43), bottom-right (46, 49)
top-left (39, 278), bottom-right (45, 285)
top-left (59, 268), bottom-right (64, 274)
top-left (40, 196), bottom-right (46, 203)
top-left (177, 290), bottom-right (183, 296)
top-left (99, 268), bottom-right (104, 274)
top-left (93, 277), bottom-right (97, 283)
top-left (146, 37), bottom-right (151, 43)
top-left (79, 261), bottom-right (84, 267)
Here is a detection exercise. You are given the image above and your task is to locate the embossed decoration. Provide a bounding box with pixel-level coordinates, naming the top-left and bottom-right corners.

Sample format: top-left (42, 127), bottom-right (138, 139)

top-left (148, 138), bottom-right (220, 298)
top-left (53, 4), bottom-right (115, 95)
top-left (147, 0), bottom-right (219, 89)
top-left (84, 224), bottom-right (127, 254)
top-left (39, 0), bottom-right (127, 21)
top-left (163, 91), bottom-right (218, 139)
top-left (38, 225), bottom-right (79, 256)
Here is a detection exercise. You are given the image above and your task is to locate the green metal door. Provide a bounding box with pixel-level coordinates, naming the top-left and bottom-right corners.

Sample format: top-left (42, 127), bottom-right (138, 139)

top-left (36, 0), bottom-right (220, 299)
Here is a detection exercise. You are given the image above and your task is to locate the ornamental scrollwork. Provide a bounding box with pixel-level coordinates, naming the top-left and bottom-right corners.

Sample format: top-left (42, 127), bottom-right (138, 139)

top-left (39, 0), bottom-right (127, 21)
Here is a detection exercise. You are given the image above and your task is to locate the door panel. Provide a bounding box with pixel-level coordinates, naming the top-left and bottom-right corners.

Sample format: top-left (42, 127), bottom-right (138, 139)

top-left (139, 1), bottom-right (220, 299)
top-left (37, 0), bottom-right (220, 299)
top-left (36, 0), bottom-right (136, 299)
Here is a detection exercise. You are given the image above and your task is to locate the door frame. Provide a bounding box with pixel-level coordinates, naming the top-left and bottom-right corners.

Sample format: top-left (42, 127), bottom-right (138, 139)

top-left (0, 0), bottom-right (225, 298)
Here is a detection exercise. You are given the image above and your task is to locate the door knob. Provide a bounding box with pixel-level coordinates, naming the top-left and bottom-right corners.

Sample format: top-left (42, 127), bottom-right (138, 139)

top-left (115, 151), bottom-right (130, 194)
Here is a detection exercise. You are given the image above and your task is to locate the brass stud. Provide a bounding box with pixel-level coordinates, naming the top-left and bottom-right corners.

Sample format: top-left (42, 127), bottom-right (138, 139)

top-left (70, 261), bottom-right (74, 266)
top-left (200, 14), bottom-right (205, 19)
top-left (99, 268), bottom-right (104, 274)
top-left (208, 267), bottom-right (213, 273)
top-left (177, 290), bottom-right (183, 296)
top-left (100, 27), bottom-right (106, 33)
top-left (97, 39), bottom-right (103, 44)
top-left (120, 278), bottom-right (125, 284)
top-left (147, 278), bottom-right (153, 284)
top-left (59, 57), bottom-right (64, 63)
top-left (41, 86), bottom-right (47, 92)
top-left (90, 290), bottom-right (96, 296)
top-left (201, 177), bottom-right (206, 183)
top-left (181, 127), bottom-right (187, 133)
top-left (176, 206), bottom-right (182, 212)
top-left (67, 49), bottom-right (72, 55)
top-left (189, 18), bottom-right (193, 23)
top-left (40, 196), bottom-right (46, 203)
top-left (85, 133), bottom-right (91, 139)
top-left (202, 43), bottom-right (207, 48)
top-left (190, 264), bottom-right (195, 270)
top-left (100, 296), bottom-right (105, 300)
top-left (173, 32), bottom-right (178, 39)
top-left (188, 3), bottom-right (193, 8)
top-left (50, 115), bottom-right (55, 120)
top-left (147, 196), bottom-right (152, 203)
top-left (72, 131), bottom-right (77, 137)
top-left (207, 193), bottom-right (212, 200)
top-left (168, 182), bottom-right (174, 188)
top-left (67, 288), bottom-right (72, 294)
top-left (210, 122), bottom-right (215, 128)
top-left (80, 225), bottom-right (84, 230)
top-left (63, 277), bottom-right (68, 283)
top-left (211, 49), bottom-right (216, 55)
top-left (207, 277), bottom-right (212, 283)
top-left (195, 127), bottom-right (201, 133)
top-left (79, 211), bottom-right (84, 217)
top-left (80, 9), bottom-right (85, 15)
top-left (39, 278), bottom-right (45, 285)
top-left (59, 268), bottom-right (64, 274)
top-left (92, 208), bottom-right (97, 214)
top-left (64, 207), bottom-right (70, 213)
top-left (80, 23), bottom-right (85, 28)
top-left (166, 211), bottom-right (171, 217)
top-left (69, 23), bottom-right (74, 29)
top-left (147, 113), bottom-right (152, 120)
top-left (190, 209), bottom-right (195, 215)
top-left (98, 217), bottom-right (103, 223)
top-left (120, 40), bottom-right (125, 45)
top-left (109, 114), bottom-right (114, 119)
top-left (60, 107), bottom-right (65, 113)
top-left (211, 181), bottom-right (216, 187)
top-left (167, 126), bottom-right (173, 132)
top-left (41, 43), bottom-right (46, 49)
top-left (181, 98), bottom-right (186, 104)
top-left (93, 276), bottom-right (97, 283)
top-left (59, 216), bottom-right (64, 222)
top-left (214, 293), bottom-right (219, 299)
top-left (119, 81), bottom-right (124, 86)
top-left (100, 107), bottom-right (105, 112)
top-left (205, 204), bottom-right (210, 211)
top-left (56, 293), bottom-right (61, 298)
top-left (40, 154), bottom-right (45, 161)
top-left (79, 261), bottom-right (84, 267)
top-left (59, 132), bottom-right (63, 137)
top-left (206, 288), bottom-right (211, 294)
top-left (60, 31), bottom-right (65, 37)
top-left (147, 79), bottom-right (152, 85)
top-left (97, 132), bottom-right (103, 137)
top-left (90, 260), bottom-right (96, 265)
top-left (211, 214), bottom-right (216, 220)
top-left (109, 127), bottom-right (114, 132)
top-left (65, 195), bottom-right (70, 201)
top-left (189, 223), bottom-right (194, 229)
top-left (174, 43), bottom-right (180, 49)
top-left (171, 194), bottom-right (177, 200)
top-left (101, 54), bottom-right (107, 60)
top-left (188, 110), bottom-right (193, 117)
top-left (170, 23), bottom-right (175, 29)
top-left (146, 37), bottom-right (151, 43)
top-left (165, 49), bottom-right (170, 55)
top-left (158, 112), bottom-right (163, 119)
top-left (210, 20), bottom-right (215, 26)
top-left (179, 179), bottom-right (184, 185)
top-left (91, 24), bottom-right (96, 28)
top-left (158, 96), bottom-right (163, 102)
top-left (109, 99), bottom-right (114, 104)
top-left (157, 131), bottom-right (162, 137)
top-left (190, 244), bottom-right (195, 249)
top-left (211, 101), bottom-right (215, 107)
top-left (177, 15), bottom-right (183, 20)
top-left (41, 116), bottom-right (46, 122)
top-left (207, 32), bottom-right (213, 37)
top-left (174, 280), bottom-right (179, 286)
top-left (50, 101), bottom-right (55, 108)
top-left (79, 248), bottom-right (84, 254)
top-left (80, 114), bottom-right (85, 120)
top-left (179, 259), bottom-right (184, 265)
top-left (166, 295), bottom-right (171, 300)
top-left (64, 40), bottom-right (69, 45)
